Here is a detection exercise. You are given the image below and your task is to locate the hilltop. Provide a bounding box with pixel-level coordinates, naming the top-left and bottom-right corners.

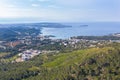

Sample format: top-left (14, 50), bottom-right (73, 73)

top-left (0, 43), bottom-right (120, 80)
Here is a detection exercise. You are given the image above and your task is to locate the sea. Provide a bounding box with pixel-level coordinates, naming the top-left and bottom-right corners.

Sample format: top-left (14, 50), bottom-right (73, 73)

top-left (41, 22), bottom-right (120, 39)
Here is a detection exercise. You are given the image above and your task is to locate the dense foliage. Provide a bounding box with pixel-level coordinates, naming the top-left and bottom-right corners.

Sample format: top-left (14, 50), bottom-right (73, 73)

top-left (0, 43), bottom-right (120, 80)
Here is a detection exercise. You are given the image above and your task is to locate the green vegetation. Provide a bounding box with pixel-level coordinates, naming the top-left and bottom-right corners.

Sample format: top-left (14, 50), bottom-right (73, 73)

top-left (0, 43), bottom-right (119, 80)
top-left (0, 27), bottom-right (40, 41)
top-left (75, 36), bottom-right (120, 40)
top-left (0, 52), bottom-right (10, 58)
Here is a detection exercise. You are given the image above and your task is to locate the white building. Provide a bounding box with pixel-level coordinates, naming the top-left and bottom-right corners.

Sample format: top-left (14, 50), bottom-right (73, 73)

top-left (21, 49), bottom-right (41, 61)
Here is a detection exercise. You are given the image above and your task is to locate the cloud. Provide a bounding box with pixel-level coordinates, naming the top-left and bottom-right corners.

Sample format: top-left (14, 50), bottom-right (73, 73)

top-left (38, 0), bottom-right (49, 2)
top-left (54, 0), bottom-right (93, 7)
top-left (31, 4), bottom-right (39, 7)
top-left (0, 0), bottom-right (120, 22)
top-left (47, 5), bottom-right (60, 8)
top-left (7, 4), bottom-right (16, 8)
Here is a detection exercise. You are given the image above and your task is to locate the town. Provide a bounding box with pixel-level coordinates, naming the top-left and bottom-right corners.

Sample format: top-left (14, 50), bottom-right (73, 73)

top-left (0, 32), bottom-right (120, 63)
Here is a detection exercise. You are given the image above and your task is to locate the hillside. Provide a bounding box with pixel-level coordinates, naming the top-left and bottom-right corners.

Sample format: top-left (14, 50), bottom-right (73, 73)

top-left (0, 23), bottom-right (70, 41)
top-left (0, 43), bottom-right (120, 80)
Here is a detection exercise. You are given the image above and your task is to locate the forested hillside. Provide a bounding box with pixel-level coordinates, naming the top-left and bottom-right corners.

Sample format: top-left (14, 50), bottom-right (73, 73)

top-left (0, 43), bottom-right (120, 80)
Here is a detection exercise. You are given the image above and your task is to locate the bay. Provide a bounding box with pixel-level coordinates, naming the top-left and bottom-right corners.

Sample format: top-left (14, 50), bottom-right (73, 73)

top-left (41, 22), bottom-right (120, 39)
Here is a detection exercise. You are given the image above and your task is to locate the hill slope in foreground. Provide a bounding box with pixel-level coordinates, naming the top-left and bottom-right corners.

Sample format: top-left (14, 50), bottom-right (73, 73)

top-left (0, 44), bottom-right (120, 80)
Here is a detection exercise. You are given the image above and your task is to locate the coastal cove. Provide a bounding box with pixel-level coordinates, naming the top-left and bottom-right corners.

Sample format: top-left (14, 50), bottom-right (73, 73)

top-left (41, 22), bottom-right (120, 39)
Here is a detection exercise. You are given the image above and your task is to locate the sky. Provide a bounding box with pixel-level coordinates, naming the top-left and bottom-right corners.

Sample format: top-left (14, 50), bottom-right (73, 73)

top-left (0, 0), bottom-right (120, 23)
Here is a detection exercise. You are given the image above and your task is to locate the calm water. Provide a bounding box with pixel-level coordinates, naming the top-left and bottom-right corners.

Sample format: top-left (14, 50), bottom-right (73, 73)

top-left (41, 22), bottom-right (120, 39)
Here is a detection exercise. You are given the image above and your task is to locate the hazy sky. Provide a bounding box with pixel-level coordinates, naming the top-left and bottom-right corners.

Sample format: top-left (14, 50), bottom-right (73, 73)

top-left (0, 0), bottom-right (120, 23)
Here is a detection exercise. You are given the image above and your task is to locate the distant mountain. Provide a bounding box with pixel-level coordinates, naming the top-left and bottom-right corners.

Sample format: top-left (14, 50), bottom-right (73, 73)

top-left (0, 27), bottom-right (40, 41)
top-left (0, 23), bottom-right (71, 41)
top-left (0, 23), bottom-right (71, 28)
